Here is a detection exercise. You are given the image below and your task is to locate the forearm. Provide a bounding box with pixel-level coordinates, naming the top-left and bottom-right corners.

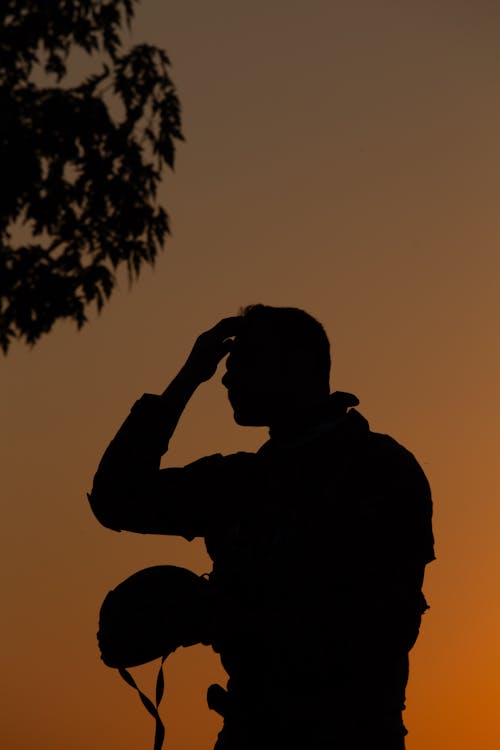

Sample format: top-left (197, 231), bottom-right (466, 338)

top-left (158, 363), bottom-right (202, 439)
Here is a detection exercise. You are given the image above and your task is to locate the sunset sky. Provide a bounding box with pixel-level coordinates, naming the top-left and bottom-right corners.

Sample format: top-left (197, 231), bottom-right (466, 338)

top-left (2, 1), bottom-right (500, 748)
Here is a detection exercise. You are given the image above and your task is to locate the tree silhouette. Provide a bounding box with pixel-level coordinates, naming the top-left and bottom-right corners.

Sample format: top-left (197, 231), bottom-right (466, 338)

top-left (0, 1), bottom-right (183, 354)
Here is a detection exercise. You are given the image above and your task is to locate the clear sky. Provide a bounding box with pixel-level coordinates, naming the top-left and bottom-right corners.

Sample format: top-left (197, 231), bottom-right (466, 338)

top-left (2, 1), bottom-right (500, 748)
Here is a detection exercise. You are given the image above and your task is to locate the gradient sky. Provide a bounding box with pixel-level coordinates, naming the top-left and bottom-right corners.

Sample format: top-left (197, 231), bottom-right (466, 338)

top-left (2, 1), bottom-right (500, 748)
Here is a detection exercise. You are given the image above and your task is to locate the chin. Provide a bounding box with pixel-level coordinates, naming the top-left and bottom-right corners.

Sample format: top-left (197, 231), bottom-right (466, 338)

top-left (232, 408), bottom-right (268, 427)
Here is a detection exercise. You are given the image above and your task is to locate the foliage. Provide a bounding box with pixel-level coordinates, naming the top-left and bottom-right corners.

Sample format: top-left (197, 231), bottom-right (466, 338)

top-left (0, 0), bottom-right (183, 353)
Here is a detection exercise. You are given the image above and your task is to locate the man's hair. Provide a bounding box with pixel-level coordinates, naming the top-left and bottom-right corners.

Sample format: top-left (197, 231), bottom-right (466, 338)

top-left (239, 304), bottom-right (331, 384)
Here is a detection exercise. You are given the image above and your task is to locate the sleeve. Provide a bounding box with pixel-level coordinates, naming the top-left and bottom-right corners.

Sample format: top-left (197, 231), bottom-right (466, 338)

top-left (344, 436), bottom-right (435, 649)
top-left (366, 436), bottom-right (435, 571)
top-left (87, 393), bottom-right (254, 539)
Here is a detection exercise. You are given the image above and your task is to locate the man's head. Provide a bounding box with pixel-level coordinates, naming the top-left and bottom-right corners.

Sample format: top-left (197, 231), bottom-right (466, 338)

top-left (221, 304), bottom-right (331, 427)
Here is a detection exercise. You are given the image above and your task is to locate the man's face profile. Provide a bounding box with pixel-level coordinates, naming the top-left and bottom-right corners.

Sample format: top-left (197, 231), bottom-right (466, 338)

top-left (221, 332), bottom-right (285, 426)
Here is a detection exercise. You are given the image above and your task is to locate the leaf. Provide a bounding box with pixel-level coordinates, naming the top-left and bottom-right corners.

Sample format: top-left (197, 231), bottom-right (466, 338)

top-left (0, 0), bottom-right (183, 354)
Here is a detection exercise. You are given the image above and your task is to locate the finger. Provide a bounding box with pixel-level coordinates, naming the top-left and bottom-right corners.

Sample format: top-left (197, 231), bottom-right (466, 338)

top-left (208, 316), bottom-right (243, 339)
top-left (217, 338), bottom-right (233, 358)
top-left (209, 338), bottom-right (233, 365)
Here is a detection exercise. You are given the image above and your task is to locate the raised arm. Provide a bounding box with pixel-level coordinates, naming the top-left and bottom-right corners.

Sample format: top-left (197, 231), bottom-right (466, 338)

top-left (87, 317), bottom-right (242, 535)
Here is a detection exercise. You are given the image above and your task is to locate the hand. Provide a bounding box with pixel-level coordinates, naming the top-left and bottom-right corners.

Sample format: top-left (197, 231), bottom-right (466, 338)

top-left (182, 316), bottom-right (242, 384)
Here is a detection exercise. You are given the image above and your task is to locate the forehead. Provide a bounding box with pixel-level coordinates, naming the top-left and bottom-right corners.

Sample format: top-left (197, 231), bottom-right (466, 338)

top-left (228, 330), bottom-right (278, 364)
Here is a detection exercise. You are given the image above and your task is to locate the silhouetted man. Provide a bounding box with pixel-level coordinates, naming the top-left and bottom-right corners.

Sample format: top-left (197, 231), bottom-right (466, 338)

top-left (89, 305), bottom-right (434, 750)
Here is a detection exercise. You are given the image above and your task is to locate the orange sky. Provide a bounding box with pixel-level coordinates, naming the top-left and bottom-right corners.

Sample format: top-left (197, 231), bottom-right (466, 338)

top-left (2, 2), bottom-right (500, 748)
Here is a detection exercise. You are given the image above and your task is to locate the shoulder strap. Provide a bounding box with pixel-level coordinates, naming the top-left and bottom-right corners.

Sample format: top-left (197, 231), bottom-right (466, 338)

top-left (118, 656), bottom-right (167, 750)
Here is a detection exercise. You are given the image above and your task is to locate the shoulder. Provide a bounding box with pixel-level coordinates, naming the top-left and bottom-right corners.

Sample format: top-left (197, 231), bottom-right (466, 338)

top-left (364, 430), bottom-right (431, 494)
top-left (362, 431), bottom-right (435, 564)
top-left (316, 410), bottom-right (427, 479)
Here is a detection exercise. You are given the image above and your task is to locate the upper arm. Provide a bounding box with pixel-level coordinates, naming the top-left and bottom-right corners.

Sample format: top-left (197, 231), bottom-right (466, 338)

top-left (89, 451), bottom-right (255, 539)
top-left (351, 435), bottom-right (435, 572)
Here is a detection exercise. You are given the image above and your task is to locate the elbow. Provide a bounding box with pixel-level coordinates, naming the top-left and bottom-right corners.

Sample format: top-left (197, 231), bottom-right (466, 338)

top-left (86, 488), bottom-right (123, 532)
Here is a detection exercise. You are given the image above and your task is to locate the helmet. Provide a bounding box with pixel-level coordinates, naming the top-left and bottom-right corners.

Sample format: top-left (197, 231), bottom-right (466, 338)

top-left (98, 565), bottom-right (211, 668)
